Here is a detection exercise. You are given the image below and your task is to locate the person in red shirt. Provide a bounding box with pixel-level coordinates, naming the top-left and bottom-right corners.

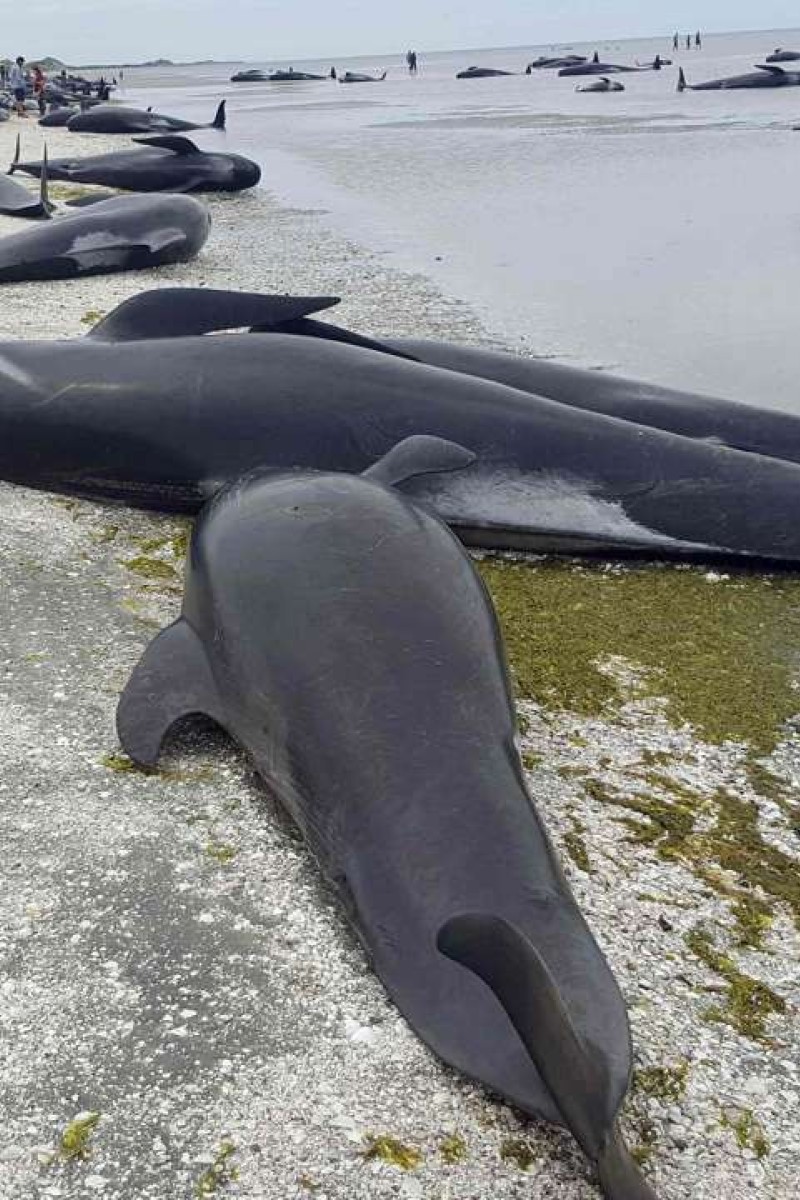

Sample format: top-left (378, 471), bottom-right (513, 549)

top-left (31, 64), bottom-right (46, 116)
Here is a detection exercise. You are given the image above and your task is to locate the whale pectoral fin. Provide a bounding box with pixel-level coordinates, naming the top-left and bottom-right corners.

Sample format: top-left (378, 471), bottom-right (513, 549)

top-left (117, 618), bottom-right (225, 767)
top-left (87, 288), bottom-right (341, 341)
top-left (438, 914), bottom-right (659, 1200)
top-left (364, 436), bottom-right (476, 486)
top-left (132, 134), bottom-right (201, 154)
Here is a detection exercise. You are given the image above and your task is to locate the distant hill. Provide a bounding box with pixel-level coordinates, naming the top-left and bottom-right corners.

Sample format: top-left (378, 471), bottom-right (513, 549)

top-left (0, 55), bottom-right (66, 70)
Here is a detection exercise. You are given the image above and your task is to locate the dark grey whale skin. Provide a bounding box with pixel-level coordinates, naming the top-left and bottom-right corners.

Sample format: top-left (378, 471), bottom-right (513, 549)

top-left (258, 312), bottom-right (800, 470)
top-left (379, 337), bottom-right (800, 468)
top-left (0, 194), bottom-right (209, 282)
top-left (12, 137), bottom-right (261, 194)
top-left (116, 446), bottom-right (655, 1199)
top-left (4, 288), bottom-right (800, 563)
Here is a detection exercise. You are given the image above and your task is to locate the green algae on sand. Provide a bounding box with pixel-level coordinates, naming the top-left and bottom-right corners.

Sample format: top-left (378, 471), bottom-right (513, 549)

top-left (479, 558), bottom-right (800, 752)
top-left (362, 1135), bottom-right (423, 1170)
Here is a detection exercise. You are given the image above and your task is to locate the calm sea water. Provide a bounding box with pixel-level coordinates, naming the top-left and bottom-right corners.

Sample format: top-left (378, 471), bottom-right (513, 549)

top-left (122, 28), bottom-right (800, 409)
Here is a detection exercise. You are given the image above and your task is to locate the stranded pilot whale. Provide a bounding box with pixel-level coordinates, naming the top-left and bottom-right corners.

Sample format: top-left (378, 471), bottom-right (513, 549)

top-left (6, 287), bottom-right (800, 563)
top-left (0, 194), bottom-right (209, 281)
top-left (67, 99), bottom-right (226, 134)
top-left (117, 437), bottom-right (659, 1200)
top-left (258, 310), bottom-right (800, 469)
top-left (678, 64), bottom-right (800, 90)
top-left (10, 135), bottom-right (261, 194)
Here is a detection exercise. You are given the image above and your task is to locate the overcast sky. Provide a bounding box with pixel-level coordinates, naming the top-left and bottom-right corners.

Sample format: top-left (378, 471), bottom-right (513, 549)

top-left (7, 2), bottom-right (799, 65)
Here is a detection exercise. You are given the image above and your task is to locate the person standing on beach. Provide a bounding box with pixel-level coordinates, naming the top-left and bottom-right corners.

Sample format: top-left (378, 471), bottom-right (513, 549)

top-left (685, 34), bottom-right (691, 50)
top-left (406, 50), bottom-right (418, 74)
top-left (9, 57), bottom-right (27, 117)
top-left (695, 31), bottom-right (701, 48)
top-left (31, 64), bottom-right (46, 115)
top-left (673, 32), bottom-right (679, 51)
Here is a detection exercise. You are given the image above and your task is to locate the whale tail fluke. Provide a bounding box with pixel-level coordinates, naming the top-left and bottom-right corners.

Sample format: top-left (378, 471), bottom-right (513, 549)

top-left (597, 1132), bottom-right (661, 1200)
top-left (8, 132), bottom-right (20, 175)
top-left (211, 99), bottom-right (226, 130)
top-left (677, 67), bottom-right (687, 92)
top-left (437, 914), bottom-right (659, 1200)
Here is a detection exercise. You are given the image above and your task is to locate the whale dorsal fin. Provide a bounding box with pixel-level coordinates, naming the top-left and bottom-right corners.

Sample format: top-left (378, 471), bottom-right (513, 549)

top-left (132, 134), bottom-right (202, 155)
top-left (363, 435), bottom-right (475, 486)
top-left (117, 618), bottom-right (225, 767)
top-left (87, 288), bottom-right (341, 341)
top-left (438, 914), bottom-right (659, 1200)
top-left (8, 132), bottom-right (21, 175)
top-left (40, 143), bottom-right (54, 217)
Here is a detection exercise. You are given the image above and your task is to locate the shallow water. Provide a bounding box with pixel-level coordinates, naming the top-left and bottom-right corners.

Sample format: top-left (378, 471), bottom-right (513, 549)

top-left (123, 27), bottom-right (800, 409)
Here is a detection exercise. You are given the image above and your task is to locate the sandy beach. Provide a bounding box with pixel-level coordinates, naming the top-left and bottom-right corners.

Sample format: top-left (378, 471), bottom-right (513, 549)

top-left (0, 112), bottom-right (798, 1200)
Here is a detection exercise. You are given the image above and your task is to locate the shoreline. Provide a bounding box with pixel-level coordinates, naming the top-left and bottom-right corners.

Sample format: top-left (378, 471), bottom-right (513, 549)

top-left (0, 116), bottom-right (797, 1200)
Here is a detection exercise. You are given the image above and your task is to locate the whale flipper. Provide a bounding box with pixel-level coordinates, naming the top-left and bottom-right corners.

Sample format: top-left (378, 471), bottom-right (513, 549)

top-left (363, 435), bottom-right (476, 486)
top-left (117, 618), bottom-right (225, 766)
top-left (438, 914), bottom-right (658, 1200)
top-left (87, 288), bottom-right (341, 341)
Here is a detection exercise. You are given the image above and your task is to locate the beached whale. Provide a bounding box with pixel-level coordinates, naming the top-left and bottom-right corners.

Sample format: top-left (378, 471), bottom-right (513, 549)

top-left (11, 135), bottom-right (260, 194)
top-left (576, 77), bottom-right (625, 93)
top-left (526, 55), bottom-right (587, 70)
top-left (0, 195), bottom-right (209, 281)
top-left (38, 106), bottom-right (79, 128)
top-left (339, 70), bottom-right (387, 83)
top-left (266, 69), bottom-right (325, 81)
top-left (230, 69), bottom-right (269, 82)
top-left (766, 48), bottom-right (800, 63)
top-left (456, 66), bottom-right (514, 78)
top-left (678, 64), bottom-right (800, 90)
top-left (559, 61), bottom-right (639, 76)
top-left (264, 316), bottom-right (800, 469)
top-left (67, 100), bottom-right (226, 134)
top-left (117, 437), bottom-right (658, 1200)
top-left (4, 286), bottom-right (800, 565)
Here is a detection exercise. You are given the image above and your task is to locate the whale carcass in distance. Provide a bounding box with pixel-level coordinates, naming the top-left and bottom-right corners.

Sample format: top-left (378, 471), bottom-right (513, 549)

top-left (576, 77), bottom-right (625, 92)
top-left (678, 64), bottom-right (800, 89)
top-left (456, 66), bottom-right (515, 78)
top-left (339, 71), bottom-right (387, 83)
top-left (117, 436), bottom-right (660, 1200)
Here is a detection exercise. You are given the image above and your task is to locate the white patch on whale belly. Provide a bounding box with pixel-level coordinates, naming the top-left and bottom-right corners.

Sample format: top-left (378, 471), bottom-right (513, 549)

top-left (407, 465), bottom-right (711, 550)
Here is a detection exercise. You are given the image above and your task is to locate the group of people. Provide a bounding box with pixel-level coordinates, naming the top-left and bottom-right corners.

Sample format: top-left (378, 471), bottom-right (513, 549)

top-left (1, 56), bottom-right (47, 116)
top-left (673, 31), bottom-right (702, 50)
